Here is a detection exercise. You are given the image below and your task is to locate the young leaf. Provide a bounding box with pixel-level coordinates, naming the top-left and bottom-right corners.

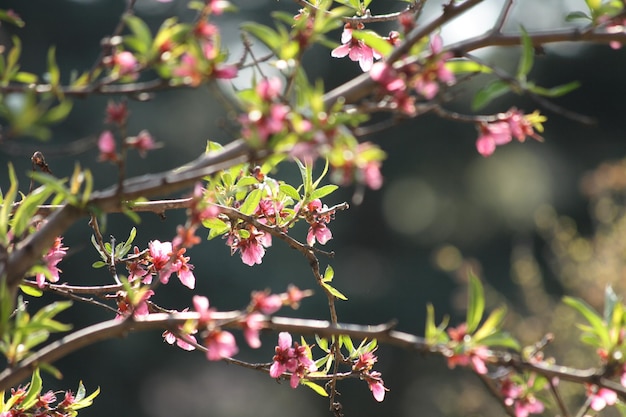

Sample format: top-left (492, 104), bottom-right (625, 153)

top-left (20, 368), bottom-right (43, 409)
top-left (472, 306), bottom-right (507, 342)
top-left (471, 79), bottom-right (510, 111)
top-left (351, 30), bottom-right (393, 58)
top-left (240, 188), bottom-right (262, 216)
top-left (465, 272), bottom-right (485, 334)
top-left (20, 285), bottom-right (43, 297)
top-left (310, 184), bottom-right (338, 201)
top-left (302, 380), bottom-right (329, 396)
top-left (527, 80), bottom-right (580, 97)
top-left (322, 264), bottom-right (334, 282)
top-left (563, 296), bottom-right (610, 348)
top-left (516, 26), bottom-right (534, 80)
top-left (322, 282), bottom-right (348, 300)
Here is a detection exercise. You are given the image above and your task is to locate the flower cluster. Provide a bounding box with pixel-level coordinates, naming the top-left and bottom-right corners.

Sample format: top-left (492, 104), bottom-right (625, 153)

top-left (500, 377), bottom-right (545, 417)
top-left (295, 199), bottom-right (333, 246)
top-left (35, 235), bottom-right (68, 288)
top-left (239, 77), bottom-right (290, 144)
top-left (370, 33), bottom-right (455, 115)
top-left (269, 332), bottom-right (318, 388)
top-left (331, 23), bottom-right (383, 72)
top-left (353, 351), bottom-right (388, 402)
top-left (0, 378), bottom-right (98, 417)
top-left (444, 323), bottom-right (490, 374)
top-left (475, 109), bottom-right (546, 157)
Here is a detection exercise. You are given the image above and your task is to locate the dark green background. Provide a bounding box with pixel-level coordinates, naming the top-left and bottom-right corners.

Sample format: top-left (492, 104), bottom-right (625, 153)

top-left (1, 1), bottom-right (625, 416)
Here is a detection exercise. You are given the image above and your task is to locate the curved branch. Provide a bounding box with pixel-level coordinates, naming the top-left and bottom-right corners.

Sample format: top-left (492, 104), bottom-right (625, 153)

top-left (2, 139), bottom-right (256, 292)
top-left (1, 312), bottom-right (621, 402)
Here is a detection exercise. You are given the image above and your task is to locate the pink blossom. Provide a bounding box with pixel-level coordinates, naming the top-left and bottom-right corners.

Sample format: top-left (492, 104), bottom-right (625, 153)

top-left (362, 162), bottom-right (383, 190)
top-left (412, 33), bottom-right (455, 99)
top-left (163, 330), bottom-right (197, 351)
top-left (588, 386), bottom-right (617, 411)
top-left (36, 236), bottom-right (68, 288)
top-left (114, 51), bottom-right (139, 77)
top-left (251, 290), bottom-right (283, 314)
top-left (98, 130), bottom-right (117, 162)
top-left (174, 53), bottom-right (203, 86)
top-left (269, 332), bottom-right (317, 387)
top-left (205, 330), bottom-right (238, 360)
top-left (193, 295), bottom-right (213, 324)
top-left (214, 64), bottom-right (238, 79)
top-left (364, 371), bottom-right (387, 402)
top-left (127, 130), bottom-right (158, 157)
top-left (105, 100), bottom-right (128, 126)
top-left (242, 313), bottom-right (264, 349)
top-left (513, 397), bottom-right (544, 417)
top-left (147, 240), bottom-right (196, 289)
top-left (307, 221), bottom-right (332, 246)
top-left (285, 285), bottom-right (311, 309)
top-left (331, 25), bottom-right (381, 72)
top-left (475, 121), bottom-right (512, 157)
top-left (231, 228), bottom-right (272, 266)
top-left (269, 332), bottom-right (297, 378)
top-left (116, 289), bottom-right (154, 319)
top-left (370, 62), bottom-right (405, 93)
top-left (208, 0), bottom-right (230, 15)
top-left (256, 77), bottom-right (282, 100)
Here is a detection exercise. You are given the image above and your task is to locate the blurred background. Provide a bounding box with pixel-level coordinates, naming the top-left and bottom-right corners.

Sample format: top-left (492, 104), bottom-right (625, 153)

top-left (2, 0), bottom-right (626, 416)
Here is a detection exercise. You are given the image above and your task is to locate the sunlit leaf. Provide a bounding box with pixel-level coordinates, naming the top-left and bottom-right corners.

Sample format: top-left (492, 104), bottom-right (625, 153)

top-left (466, 271), bottom-right (485, 334)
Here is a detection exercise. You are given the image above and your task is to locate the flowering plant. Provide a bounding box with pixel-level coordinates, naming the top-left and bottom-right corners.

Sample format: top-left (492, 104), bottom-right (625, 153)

top-left (1, 1), bottom-right (626, 416)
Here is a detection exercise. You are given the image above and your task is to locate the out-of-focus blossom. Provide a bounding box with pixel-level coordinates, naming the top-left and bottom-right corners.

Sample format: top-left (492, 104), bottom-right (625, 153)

top-left (331, 24), bottom-right (381, 72)
top-left (36, 236), bottom-right (68, 288)
top-left (205, 329), bottom-right (238, 360)
top-left (98, 130), bottom-right (117, 162)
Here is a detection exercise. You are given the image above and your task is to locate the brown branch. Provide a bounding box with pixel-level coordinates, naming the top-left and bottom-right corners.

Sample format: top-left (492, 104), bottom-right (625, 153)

top-left (1, 312), bottom-right (623, 403)
top-left (1, 139), bottom-right (256, 293)
top-left (322, 0), bottom-right (485, 108)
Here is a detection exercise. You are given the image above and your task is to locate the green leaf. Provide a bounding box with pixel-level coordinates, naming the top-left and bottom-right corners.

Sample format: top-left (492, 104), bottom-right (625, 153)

top-left (465, 272), bottom-right (485, 334)
top-left (47, 46), bottom-right (60, 87)
top-left (204, 218), bottom-right (230, 240)
top-left (280, 183), bottom-right (301, 201)
top-left (32, 300), bottom-right (72, 323)
top-left (71, 383), bottom-right (100, 410)
top-left (240, 22), bottom-right (281, 52)
top-left (315, 334), bottom-right (329, 352)
top-left (478, 332), bottom-right (521, 350)
top-left (516, 26), bottom-right (534, 80)
top-left (563, 296), bottom-right (610, 348)
top-left (302, 380), bottom-right (329, 396)
top-left (340, 334), bottom-right (355, 353)
top-left (471, 79), bottom-right (510, 111)
top-left (310, 184), bottom-right (338, 201)
top-left (322, 282), bottom-right (348, 300)
top-left (445, 59), bottom-right (492, 74)
top-left (0, 164), bottom-right (18, 240)
top-left (322, 264), bottom-right (334, 282)
top-left (20, 285), bottom-right (43, 297)
top-left (239, 188), bottom-right (262, 216)
top-left (124, 15), bottom-right (153, 55)
top-left (21, 368), bottom-right (43, 409)
top-left (473, 306), bottom-right (507, 342)
top-left (351, 30), bottom-right (393, 58)
top-left (12, 71), bottom-right (38, 84)
top-left (92, 261), bottom-right (107, 269)
top-left (565, 11), bottom-right (591, 21)
top-left (39, 99), bottom-right (73, 124)
top-left (0, 10), bottom-right (25, 27)
top-left (527, 80), bottom-right (580, 97)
